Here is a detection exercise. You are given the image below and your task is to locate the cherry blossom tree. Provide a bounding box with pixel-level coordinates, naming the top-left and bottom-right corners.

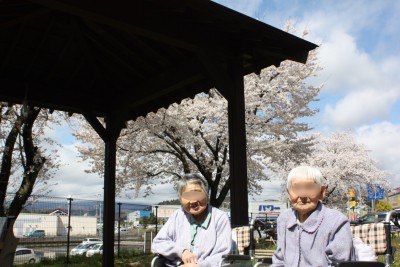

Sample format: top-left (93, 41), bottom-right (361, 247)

top-left (277, 131), bottom-right (389, 206)
top-left (74, 32), bottom-right (322, 207)
top-left (0, 103), bottom-right (61, 217)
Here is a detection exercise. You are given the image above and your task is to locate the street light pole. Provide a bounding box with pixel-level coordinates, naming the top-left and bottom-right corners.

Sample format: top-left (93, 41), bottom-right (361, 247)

top-left (155, 205), bottom-right (158, 235)
top-left (117, 202), bottom-right (121, 257)
top-left (66, 195), bottom-right (73, 264)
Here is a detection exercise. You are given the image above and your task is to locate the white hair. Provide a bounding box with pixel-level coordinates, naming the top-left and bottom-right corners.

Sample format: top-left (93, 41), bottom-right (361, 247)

top-left (177, 173), bottom-right (209, 199)
top-left (286, 166), bottom-right (324, 190)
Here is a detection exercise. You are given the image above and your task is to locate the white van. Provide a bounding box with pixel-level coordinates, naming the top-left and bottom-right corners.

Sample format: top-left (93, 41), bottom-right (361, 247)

top-left (81, 238), bottom-right (102, 244)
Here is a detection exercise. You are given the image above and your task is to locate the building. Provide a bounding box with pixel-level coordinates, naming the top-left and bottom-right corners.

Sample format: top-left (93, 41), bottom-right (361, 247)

top-left (221, 198), bottom-right (287, 221)
top-left (127, 210), bottom-right (151, 226)
top-left (249, 201), bottom-right (288, 220)
top-left (13, 213), bottom-right (97, 237)
top-left (389, 187), bottom-right (400, 209)
top-left (152, 205), bottom-right (181, 221)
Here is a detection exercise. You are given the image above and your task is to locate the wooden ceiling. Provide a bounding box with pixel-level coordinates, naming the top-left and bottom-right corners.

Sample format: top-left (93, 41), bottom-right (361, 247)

top-left (0, 0), bottom-right (317, 121)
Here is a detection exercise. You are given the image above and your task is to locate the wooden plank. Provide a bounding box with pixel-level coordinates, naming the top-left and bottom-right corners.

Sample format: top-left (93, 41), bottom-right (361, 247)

top-left (254, 249), bottom-right (275, 258)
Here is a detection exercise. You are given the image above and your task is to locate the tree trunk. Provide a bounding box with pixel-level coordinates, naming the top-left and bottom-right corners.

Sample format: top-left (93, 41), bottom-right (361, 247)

top-left (7, 106), bottom-right (43, 217)
top-left (0, 115), bottom-right (24, 216)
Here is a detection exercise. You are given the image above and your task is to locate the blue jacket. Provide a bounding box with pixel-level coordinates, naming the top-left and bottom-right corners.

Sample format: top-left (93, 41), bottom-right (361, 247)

top-left (272, 202), bottom-right (354, 267)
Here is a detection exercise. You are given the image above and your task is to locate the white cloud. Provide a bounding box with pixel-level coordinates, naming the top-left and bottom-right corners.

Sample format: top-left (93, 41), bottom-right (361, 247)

top-left (45, 143), bottom-right (103, 198)
top-left (251, 178), bottom-right (284, 202)
top-left (307, 20), bottom-right (400, 128)
top-left (317, 32), bottom-right (380, 92)
top-left (323, 89), bottom-right (399, 129)
top-left (355, 122), bottom-right (400, 187)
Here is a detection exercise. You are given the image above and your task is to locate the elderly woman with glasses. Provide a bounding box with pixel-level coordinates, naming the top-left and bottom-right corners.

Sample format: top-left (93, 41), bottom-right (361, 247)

top-left (151, 173), bottom-right (231, 267)
top-left (272, 166), bottom-right (354, 267)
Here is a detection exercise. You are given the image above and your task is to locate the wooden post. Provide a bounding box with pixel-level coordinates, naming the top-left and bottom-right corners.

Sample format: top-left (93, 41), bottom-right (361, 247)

top-left (227, 55), bottom-right (249, 226)
top-left (143, 231), bottom-right (153, 253)
top-left (102, 115), bottom-right (121, 267)
top-left (83, 113), bottom-right (123, 267)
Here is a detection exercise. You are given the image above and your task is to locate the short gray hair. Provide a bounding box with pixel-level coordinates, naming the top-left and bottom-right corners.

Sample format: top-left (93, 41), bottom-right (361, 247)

top-left (177, 173), bottom-right (209, 198)
top-left (286, 166), bottom-right (324, 190)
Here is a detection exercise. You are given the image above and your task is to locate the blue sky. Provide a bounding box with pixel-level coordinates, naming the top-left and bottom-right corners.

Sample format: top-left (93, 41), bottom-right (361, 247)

top-left (44, 1), bottom-right (400, 204)
top-left (215, 0), bottom-right (400, 191)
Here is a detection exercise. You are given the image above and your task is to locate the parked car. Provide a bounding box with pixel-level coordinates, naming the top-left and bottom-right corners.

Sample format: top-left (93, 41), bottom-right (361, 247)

top-left (81, 238), bottom-right (102, 245)
top-left (352, 212), bottom-right (389, 225)
top-left (14, 248), bottom-right (40, 265)
top-left (86, 243), bottom-right (103, 257)
top-left (70, 243), bottom-right (98, 256)
top-left (351, 211), bottom-right (400, 230)
top-left (114, 227), bottom-right (128, 234)
top-left (25, 230), bottom-right (45, 238)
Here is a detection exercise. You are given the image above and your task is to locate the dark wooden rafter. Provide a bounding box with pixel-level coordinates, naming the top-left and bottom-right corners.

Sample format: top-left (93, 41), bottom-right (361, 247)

top-left (22, 14), bottom-right (54, 80)
top-left (82, 112), bottom-right (108, 141)
top-left (83, 20), bottom-right (157, 74)
top-left (0, 7), bottom-right (49, 30)
top-left (26, 0), bottom-right (314, 63)
top-left (45, 17), bottom-right (76, 81)
top-left (116, 59), bottom-right (205, 111)
top-left (67, 16), bottom-right (99, 89)
top-left (26, 0), bottom-right (203, 52)
top-left (83, 31), bottom-right (145, 80)
top-left (0, 24), bottom-right (25, 74)
top-left (127, 73), bottom-right (205, 120)
top-left (121, 33), bottom-right (171, 68)
top-left (196, 49), bottom-right (234, 98)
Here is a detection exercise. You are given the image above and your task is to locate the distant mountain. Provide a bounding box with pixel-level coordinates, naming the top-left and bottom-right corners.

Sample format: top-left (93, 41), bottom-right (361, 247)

top-left (158, 199), bottom-right (180, 205)
top-left (21, 199), bottom-right (150, 217)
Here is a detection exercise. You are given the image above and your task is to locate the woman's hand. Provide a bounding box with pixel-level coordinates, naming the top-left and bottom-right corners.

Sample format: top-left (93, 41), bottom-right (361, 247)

top-left (181, 264), bottom-right (198, 267)
top-left (181, 249), bottom-right (198, 264)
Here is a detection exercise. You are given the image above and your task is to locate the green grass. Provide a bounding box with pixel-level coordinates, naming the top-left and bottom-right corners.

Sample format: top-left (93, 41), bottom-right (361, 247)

top-left (20, 236), bottom-right (400, 266)
top-left (25, 250), bottom-right (154, 267)
top-left (378, 236), bottom-right (400, 267)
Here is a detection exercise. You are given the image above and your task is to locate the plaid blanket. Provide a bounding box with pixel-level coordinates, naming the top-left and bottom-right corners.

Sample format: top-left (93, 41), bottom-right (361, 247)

top-left (350, 222), bottom-right (387, 254)
top-left (233, 226), bottom-right (250, 255)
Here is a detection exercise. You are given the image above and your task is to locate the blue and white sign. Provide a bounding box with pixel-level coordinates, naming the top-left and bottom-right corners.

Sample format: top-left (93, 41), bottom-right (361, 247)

top-left (258, 205), bottom-right (281, 212)
top-left (367, 185), bottom-right (385, 200)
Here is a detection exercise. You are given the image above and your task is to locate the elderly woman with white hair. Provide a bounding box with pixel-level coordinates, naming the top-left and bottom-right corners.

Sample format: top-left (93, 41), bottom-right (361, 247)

top-left (272, 166), bottom-right (354, 267)
top-left (151, 173), bottom-right (231, 267)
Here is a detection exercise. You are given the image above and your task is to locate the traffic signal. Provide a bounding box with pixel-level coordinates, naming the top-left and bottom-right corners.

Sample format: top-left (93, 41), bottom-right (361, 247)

top-left (349, 189), bottom-right (356, 207)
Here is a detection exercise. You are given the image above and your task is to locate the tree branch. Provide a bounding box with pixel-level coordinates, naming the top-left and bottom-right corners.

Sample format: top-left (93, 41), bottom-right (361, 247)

top-left (8, 106), bottom-right (45, 217)
top-left (0, 112), bottom-right (25, 216)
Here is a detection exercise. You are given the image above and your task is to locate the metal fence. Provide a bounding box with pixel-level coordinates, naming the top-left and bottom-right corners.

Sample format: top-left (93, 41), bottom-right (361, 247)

top-left (9, 194), bottom-right (153, 263)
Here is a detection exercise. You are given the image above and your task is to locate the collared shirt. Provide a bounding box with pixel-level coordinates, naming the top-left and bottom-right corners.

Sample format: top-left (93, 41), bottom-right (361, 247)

top-left (151, 205), bottom-right (232, 267)
top-left (190, 210), bottom-right (212, 252)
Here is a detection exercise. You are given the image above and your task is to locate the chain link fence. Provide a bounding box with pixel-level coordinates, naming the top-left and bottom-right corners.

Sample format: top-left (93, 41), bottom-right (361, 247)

top-left (9, 194), bottom-right (153, 263)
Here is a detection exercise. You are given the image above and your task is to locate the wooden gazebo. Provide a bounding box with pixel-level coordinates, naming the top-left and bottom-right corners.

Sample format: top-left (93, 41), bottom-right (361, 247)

top-left (0, 0), bottom-right (316, 266)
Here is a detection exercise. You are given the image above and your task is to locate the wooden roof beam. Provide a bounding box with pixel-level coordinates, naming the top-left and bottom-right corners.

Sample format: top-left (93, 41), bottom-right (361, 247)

top-left (28, 0), bottom-right (201, 52)
top-left (0, 7), bottom-right (49, 30)
top-left (83, 20), bottom-right (157, 74)
top-left (45, 18), bottom-right (75, 81)
top-left (84, 31), bottom-right (145, 80)
top-left (0, 24), bottom-right (25, 75)
top-left (22, 14), bottom-right (54, 80)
